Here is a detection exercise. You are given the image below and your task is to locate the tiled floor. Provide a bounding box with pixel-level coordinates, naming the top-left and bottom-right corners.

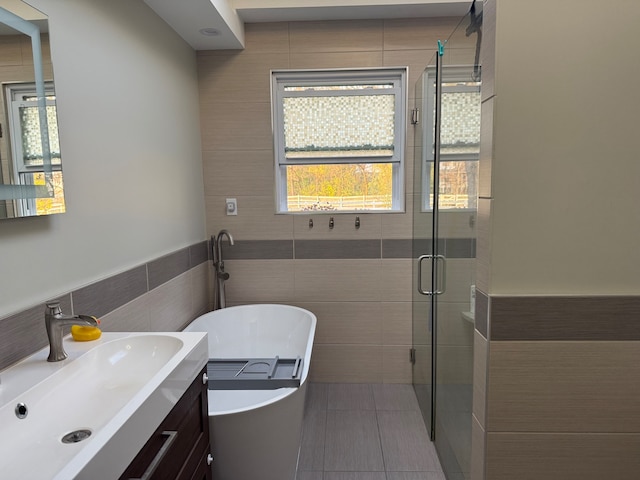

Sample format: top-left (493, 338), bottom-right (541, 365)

top-left (296, 383), bottom-right (446, 480)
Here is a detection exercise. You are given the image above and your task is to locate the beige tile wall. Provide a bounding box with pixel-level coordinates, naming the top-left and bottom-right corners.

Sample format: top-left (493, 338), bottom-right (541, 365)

top-left (485, 432), bottom-right (640, 480)
top-left (0, 244), bottom-right (210, 372)
top-left (473, 1), bottom-right (640, 478)
top-left (488, 341), bottom-right (640, 433)
top-left (470, 414), bottom-right (486, 480)
top-left (473, 296), bottom-right (640, 480)
top-left (102, 263), bottom-right (210, 333)
top-left (198, 18), bottom-right (472, 384)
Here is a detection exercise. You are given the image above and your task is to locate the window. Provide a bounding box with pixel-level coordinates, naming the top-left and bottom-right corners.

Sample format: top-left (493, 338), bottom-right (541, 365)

top-left (422, 67), bottom-right (480, 211)
top-left (271, 68), bottom-right (407, 213)
top-left (4, 82), bottom-right (65, 216)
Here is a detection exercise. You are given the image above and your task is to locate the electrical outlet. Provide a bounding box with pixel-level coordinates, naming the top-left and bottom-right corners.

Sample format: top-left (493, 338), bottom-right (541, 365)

top-left (225, 198), bottom-right (237, 215)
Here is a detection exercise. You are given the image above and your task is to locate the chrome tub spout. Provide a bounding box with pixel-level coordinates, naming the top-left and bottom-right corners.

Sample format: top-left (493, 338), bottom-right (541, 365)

top-left (212, 230), bottom-right (234, 309)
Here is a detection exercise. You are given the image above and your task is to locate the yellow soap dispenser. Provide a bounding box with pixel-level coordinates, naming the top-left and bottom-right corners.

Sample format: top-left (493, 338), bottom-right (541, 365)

top-left (70, 316), bottom-right (102, 341)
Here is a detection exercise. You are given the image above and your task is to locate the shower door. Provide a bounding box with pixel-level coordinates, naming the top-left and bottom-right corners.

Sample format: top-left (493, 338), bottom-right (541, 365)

top-left (411, 47), bottom-right (435, 438)
top-left (412, 4), bottom-right (481, 480)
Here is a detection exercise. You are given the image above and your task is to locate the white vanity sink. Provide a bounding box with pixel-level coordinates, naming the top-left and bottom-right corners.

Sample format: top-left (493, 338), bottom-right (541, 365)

top-left (0, 331), bottom-right (208, 479)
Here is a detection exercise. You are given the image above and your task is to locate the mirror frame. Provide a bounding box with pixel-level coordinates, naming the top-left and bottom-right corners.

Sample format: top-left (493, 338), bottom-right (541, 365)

top-left (0, 4), bottom-right (64, 218)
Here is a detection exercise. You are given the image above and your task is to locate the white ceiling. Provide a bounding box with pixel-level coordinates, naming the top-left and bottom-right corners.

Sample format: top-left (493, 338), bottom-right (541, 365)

top-left (0, 0), bottom-right (48, 35)
top-left (142, 0), bottom-right (472, 50)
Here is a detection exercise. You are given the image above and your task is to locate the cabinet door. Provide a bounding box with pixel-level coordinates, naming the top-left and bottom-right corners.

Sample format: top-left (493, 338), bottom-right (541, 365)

top-left (120, 367), bottom-right (211, 480)
top-left (177, 424), bottom-right (213, 480)
top-left (188, 450), bottom-right (213, 480)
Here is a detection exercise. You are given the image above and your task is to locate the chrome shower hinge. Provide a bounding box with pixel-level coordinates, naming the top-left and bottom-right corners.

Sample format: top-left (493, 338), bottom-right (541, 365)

top-left (411, 107), bottom-right (419, 125)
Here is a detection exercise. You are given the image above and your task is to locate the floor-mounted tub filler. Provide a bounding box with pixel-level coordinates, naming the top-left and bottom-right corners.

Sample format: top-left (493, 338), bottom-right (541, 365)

top-left (184, 304), bottom-right (317, 480)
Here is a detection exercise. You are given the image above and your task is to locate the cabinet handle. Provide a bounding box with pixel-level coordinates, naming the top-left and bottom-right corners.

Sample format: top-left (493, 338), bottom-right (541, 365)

top-left (207, 453), bottom-right (214, 465)
top-left (130, 430), bottom-right (178, 480)
top-left (202, 372), bottom-right (209, 385)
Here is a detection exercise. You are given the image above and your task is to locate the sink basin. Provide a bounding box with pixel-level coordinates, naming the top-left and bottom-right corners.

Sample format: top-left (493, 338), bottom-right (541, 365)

top-left (0, 332), bottom-right (208, 479)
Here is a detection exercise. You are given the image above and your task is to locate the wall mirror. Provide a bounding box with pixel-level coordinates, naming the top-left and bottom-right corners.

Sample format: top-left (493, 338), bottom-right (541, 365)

top-left (0, 0), bottom-right (64, 219)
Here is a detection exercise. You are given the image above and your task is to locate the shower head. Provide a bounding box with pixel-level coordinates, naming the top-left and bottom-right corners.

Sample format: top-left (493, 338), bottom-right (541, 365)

top-left (466, 0), bottom-right (483, 37)
top-left (465, 0), bottom-right (483, 82)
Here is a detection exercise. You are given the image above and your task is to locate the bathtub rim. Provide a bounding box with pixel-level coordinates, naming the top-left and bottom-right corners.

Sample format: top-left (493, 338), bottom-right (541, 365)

top-left (184, 303), bottom-right (316, 417)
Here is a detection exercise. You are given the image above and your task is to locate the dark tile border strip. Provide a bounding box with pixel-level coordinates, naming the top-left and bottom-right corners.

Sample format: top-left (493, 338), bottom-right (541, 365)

top-left (490, 295), bottom-right (640, 341)
top-left (412, 238), bottom-right (438, 258)
top-left (219, 238), bottom-right (476, 260)
top-left (222, 240), bottom-right (293, 260)
top-left (383, 239), bottom-right (413, 258)
top-left (475, 289), bottom-right (489, 339)
top-left (73, 266), bottom-right (148, 318)
top-left (0, 240), bottom-right (209, 371)
top-left (444, 238), bottom-right (476, 258)
top-left (189, 240), bottom-right (209, 267)
top-left (296, 239), bottom-right (380, 259)
top-left (0, 235), bottom-right (476, 370)
top-left (0, 295), bottom-right (71, 370)
top-left (148, 248), bottom-right (190, 291)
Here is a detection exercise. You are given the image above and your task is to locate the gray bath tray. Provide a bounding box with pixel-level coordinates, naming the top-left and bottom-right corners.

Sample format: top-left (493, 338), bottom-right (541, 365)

top-left (207, 356), bottom-right (303, 390)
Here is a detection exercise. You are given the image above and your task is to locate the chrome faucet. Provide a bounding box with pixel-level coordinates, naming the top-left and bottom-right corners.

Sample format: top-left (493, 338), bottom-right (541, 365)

top-left (45, 301), bottom-right (98, 362)
top-left (212, 229), bottom-right (234, 310)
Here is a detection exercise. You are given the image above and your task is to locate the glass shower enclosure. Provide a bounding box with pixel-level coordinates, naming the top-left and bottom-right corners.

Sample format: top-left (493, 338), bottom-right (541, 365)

top-left (412, 3), bottom-right (482, 479)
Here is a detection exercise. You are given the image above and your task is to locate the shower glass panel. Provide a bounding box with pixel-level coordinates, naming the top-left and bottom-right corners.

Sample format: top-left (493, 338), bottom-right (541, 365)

top-left (411, 51), bottom-right (436, 437)
top-left (412, 3), bottom-right (481, 479)
top-left (436, 10), bottom-right (481, 480)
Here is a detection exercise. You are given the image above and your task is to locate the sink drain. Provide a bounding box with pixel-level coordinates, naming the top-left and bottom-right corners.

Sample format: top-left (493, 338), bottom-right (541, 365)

top-left (61, 429), bottom-right (92, 444)
top-left (15, 403), bottom-right (28, 419)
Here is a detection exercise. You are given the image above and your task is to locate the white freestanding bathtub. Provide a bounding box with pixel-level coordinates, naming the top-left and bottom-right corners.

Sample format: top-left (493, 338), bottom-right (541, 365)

top-left (184, 304), bottom-right (316, 480)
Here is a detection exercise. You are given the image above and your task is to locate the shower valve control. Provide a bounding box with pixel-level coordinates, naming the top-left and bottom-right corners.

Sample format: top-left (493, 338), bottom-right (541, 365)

top-left (226, 198), bottom-right (238, 216)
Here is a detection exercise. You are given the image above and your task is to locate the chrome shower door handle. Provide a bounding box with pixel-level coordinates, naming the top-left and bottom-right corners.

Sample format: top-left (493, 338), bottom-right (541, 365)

top-left (417, 254), bottom-right (447, 296)
top-left (434, 254), bottom-right (447, 295)
top-left (418, 254), bottom-right (433, 295)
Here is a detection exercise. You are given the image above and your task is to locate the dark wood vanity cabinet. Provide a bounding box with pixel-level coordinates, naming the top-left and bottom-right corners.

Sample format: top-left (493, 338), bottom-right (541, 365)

top-left (119, 367), bottom-right (212, 480)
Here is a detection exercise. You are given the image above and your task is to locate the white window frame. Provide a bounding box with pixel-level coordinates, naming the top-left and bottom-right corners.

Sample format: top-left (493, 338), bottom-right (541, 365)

top-left (4, 82), bottom-right (60, 216)
top-left (422, 66), bottom-right (480, 212)
top-left (271, 68), bottom-right (407, 214)
top-left (6, 82), bottom-right (59, 177)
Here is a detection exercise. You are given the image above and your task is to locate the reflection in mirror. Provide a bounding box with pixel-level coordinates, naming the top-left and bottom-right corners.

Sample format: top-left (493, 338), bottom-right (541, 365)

top-left (0, 1), bottom-right (64, 219)
top-left (420, 66), bottom-right (480, 212)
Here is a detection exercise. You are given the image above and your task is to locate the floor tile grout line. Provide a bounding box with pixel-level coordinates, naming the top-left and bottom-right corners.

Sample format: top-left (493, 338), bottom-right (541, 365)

top-left (371, 383), bottom-right (391, 477)
top-left (300, 383), bottom-right (444, 478)
top-left (375, 409), bottom-right (390, 479)
top-left (321, 388), bottom-right (328, 475)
